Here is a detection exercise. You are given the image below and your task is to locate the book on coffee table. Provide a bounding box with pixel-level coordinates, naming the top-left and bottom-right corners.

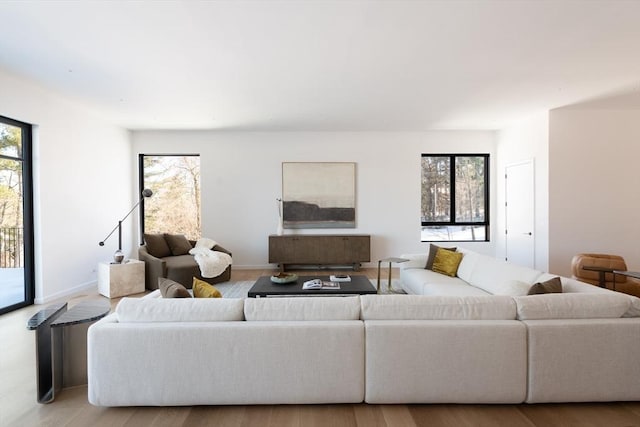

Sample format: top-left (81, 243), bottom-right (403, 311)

top-left (302, 279), bottom-right (341, 290)
top-left (330, 274), bottom-right (351, 282)
top-left (320, 281), bottom-right (340, 289)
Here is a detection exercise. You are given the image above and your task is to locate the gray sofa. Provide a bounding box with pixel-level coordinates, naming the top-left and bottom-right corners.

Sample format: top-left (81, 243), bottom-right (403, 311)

top-left (139, 241), bottom-right (232, 290)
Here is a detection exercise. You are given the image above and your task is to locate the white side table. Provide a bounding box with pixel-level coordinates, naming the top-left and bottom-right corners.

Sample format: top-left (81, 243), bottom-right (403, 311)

top-left (98, 259), bottom-right (145, 298)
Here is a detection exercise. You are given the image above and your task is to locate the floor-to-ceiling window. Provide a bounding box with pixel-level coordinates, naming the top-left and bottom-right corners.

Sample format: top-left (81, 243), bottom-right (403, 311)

top-left (0, 116), bottom-right (34, 314)
top-left (139, 154), bottom-right (201, 242)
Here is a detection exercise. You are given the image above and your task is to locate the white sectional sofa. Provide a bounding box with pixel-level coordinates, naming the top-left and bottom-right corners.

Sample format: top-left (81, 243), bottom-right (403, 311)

top-left (399, 248), bottom-right (640, 403)
top-left (88, 296), bottom-right (364, 406)
top-left (361, 294), bottom-right (527, 404)
top-left (88, 248), bottom-right (640, 406)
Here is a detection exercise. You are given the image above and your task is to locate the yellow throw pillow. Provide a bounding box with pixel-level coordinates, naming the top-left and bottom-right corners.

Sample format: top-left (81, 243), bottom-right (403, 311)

top-left (432, 248), bottom-right (464, 277)
top-left (192, 277), bottom-right (222, 298)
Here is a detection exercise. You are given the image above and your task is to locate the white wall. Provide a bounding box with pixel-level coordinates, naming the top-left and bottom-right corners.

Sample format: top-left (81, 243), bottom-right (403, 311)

top-left (132, 131), bottom-right (497, 268)
top-left (496, 112), bottom-right (549, 272)
top-left (549, 108), bottom-right (640, 277)
top-left (0, 68), bottom-right (131, 303)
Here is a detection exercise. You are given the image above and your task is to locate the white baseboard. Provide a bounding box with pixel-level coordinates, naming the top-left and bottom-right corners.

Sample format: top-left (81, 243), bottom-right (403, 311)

top-left (35, 280), bottom-right (98, 305)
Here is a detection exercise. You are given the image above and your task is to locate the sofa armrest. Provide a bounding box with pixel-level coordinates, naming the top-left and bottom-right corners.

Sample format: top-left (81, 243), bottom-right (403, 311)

top-left (400, 253), bottom-right (427, 270)
top-left (138, 245), bottom-right (167, 290)
top-left (212, 244), bottom-right (232, 258)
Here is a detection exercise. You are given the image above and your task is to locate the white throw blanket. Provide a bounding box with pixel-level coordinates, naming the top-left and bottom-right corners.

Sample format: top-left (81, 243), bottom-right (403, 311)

top-left (189, 238), bottom-right (233, 278)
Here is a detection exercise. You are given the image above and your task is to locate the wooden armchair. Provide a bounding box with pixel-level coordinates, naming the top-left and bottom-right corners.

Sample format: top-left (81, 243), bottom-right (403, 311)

top-left (571, 253), bottom-right (640, 297)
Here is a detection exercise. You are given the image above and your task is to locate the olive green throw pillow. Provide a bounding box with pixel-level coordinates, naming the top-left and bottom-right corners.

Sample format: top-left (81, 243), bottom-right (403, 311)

top-left (528, 276), bottom-right (563, 295)
top-left (193, 277), bottom-right (222, 298)
top-left (432, 248), bottom-right (464, 277)
top-left (425, 244), bottom-right (457, 270)
top-left (158, 278), bottom-right (192, 298)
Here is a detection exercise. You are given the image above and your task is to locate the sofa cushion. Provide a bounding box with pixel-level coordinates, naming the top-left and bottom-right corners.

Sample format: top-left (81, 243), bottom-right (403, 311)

top-left (158, 277), bottom-right (191, 298)
top-left (244, 296), bottom-right (361, 321)
top-left (535, 275), bottom-right (640, 318)
top-left (422, 282), bottom-right (491, 296)
top-left (144, 233), bottom-right (172, 258)
top-left (490, 280), bottom-right (533, 296)
top-left (459, 249), bottom-right (543, 294)
top-left (165, 254), bottom-right (198, 269)
top-left (115, 297), bottom-right (245, 322)
top-left (625, 296), bottom-right (640, 318)
top-left (528, 276), bottom-right (562, 295)
top-left (425, 244), bottom-right (456, 270)
top-left (432, 249), bottom-right (463, 277)
top-left (164, 233), bottom-right (193, 256)
top-left (400, 268), bottom-right (489, 296)
top-left (360, 295), bottom-right (516, 320)
top-left (400, 253), bottom-right (429, 270)
top-left (455, 248), bottom-right (483, 283)
top-left (513, 293), bottom-right (631, 320)
top-left (193, 277), bottom-right (222, 298)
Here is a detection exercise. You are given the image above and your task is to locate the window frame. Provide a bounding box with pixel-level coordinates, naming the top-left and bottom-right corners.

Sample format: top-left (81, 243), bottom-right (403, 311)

top-left (0, 115), bottom-right (34, 314)
top-left (421, 153), bottom-right (490, 242)
top-left (138, 153), bottom-right (201, 244)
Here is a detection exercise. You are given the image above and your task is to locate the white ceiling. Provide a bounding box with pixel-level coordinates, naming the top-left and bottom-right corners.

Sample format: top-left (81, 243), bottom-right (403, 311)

top-left (1, 0), bottom-right (640, 131)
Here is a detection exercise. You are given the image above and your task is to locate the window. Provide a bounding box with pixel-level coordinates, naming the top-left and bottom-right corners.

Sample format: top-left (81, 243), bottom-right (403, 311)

top-left (0, 115), bottom-right (34, 314)
top-left (139, 155), bottom-right (201, 241)
top-left (421, 154), bottom-right (489, 242)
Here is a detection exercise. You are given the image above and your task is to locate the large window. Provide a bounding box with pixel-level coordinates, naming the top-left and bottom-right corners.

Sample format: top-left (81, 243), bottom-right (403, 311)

top-left (0, 115), bottom-right (34, 314)
top-left (139, 155), bottom-right (201, 241)
top-left (421, 154), bottom-right (489, 242)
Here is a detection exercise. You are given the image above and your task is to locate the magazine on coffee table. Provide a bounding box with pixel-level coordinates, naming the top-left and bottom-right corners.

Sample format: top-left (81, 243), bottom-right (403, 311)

top-left (302, 279), bottom-right (341, 290)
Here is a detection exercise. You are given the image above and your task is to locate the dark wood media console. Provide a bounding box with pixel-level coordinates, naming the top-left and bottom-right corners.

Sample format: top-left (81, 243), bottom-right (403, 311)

top-left (269, 234), bottom-right (371, 271)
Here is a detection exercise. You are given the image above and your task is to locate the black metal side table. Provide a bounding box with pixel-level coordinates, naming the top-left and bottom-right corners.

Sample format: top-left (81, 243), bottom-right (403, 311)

top-left (27, 300), bottom-right (110, 403)
top-left (377, 257), bottom-right (409, 293)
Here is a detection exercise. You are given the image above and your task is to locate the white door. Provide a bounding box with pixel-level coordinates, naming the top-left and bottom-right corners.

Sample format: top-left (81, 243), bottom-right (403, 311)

top-left (505, 160), bottom-right (535, 268)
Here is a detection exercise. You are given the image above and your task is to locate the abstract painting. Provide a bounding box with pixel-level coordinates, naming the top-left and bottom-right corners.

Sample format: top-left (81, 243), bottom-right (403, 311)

top-left (282, 162), bottom-right (356, 229)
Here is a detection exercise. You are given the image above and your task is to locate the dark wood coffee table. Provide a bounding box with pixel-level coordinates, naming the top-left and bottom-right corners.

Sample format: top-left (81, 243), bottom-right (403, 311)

top-left (248, 275), bottom-right (377, 298)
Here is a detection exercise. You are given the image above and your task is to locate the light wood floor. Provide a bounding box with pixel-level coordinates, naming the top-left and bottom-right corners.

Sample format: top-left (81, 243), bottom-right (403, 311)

top-left (3, 268), bottom-right (640, 427)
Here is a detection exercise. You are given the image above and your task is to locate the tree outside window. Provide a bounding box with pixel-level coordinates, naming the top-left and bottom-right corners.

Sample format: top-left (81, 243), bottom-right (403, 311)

top-left (140, 155), bottom-right (201, 240)
top-left (421, 154), bottom-right (489, 242)
top-left (0, 114), bottom-right (34, 314)
top-left (0, 123), bottom-right (24, 268)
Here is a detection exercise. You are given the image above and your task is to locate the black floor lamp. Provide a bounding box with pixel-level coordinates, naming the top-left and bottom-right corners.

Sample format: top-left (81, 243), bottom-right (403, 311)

top-left (99, 188), bottom-right (153, 263)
